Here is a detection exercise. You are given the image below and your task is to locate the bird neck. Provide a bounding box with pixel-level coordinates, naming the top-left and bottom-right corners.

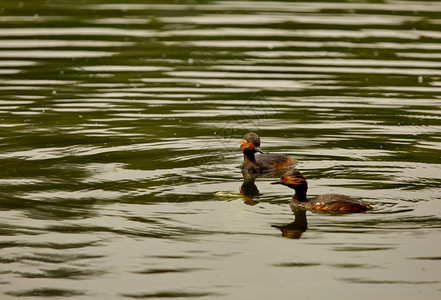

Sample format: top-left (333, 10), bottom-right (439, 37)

top-left (243, 150), bottom-right (256, 162)
top-left (292, 186), bottom-right (308, 202)
top-left (242, 152), bottom-right (260, 172)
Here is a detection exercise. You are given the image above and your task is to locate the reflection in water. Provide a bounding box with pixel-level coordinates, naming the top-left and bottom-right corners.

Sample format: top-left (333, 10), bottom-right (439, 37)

top-left (239, 172), bottom-right (260, 205)
top-left (239, 169), bottom-right (290, 205)
top-left (240, 170), bottom-right (307, 239)
top-left (272, 209), bottom-right (308, 239)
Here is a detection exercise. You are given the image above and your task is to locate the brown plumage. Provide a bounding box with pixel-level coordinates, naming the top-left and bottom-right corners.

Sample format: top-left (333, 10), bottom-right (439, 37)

top-left (240, 132), bottom-right (297, 173)
top-left (272, 170), bottom-right (372, 213)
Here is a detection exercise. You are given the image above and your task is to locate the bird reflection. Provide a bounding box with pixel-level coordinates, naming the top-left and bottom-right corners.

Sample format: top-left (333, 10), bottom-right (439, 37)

top-left (239, 169), bottom-right (288, 205)
top-left (272, 209), bottom-right (308, 239)
top-left (239, 171), bottom-right (260, 205)
top-left (239, 169), bottom-right (308, 239)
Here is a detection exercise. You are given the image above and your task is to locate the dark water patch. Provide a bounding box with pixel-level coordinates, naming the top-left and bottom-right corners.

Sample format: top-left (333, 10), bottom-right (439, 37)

top-left (339, 278), bottom-right (440, 285)
top-left (46, 224), bottom-right (113, 234)
top-left (273, 262), bottom-right (321, 267)
top-left (0, 257), bottom-right (16, 263)
top-left (410, 256), bottom-right (441, 261)
top-left (0, 241), bottom-right (19, 250)
top-left (0, 224), bottom-right (42, 236)
top-left (45, 223), bottom-right (194, 240)
top-left (330, 263), bottom-right (378, 269)
top-left (332, 246), bottom-right (396, 252)
top-left (134, 267), bottom-right (205, 275)
top-left (126, 216), bottom-right (162, 224)
top-left (25, 240), bottom-right (100, 250)
top-left (145, 255), bottom-right (193, 260)
top-left (122, 291), bottom-right (218, 299)
top-left (17, 267), bottom-right (104, 279)
top-left (1, 252), bottom-right (103, 265)
top-left (5, 288), bottom-right (86, 297)
top-left (19, 252), bottom-right (105, 264)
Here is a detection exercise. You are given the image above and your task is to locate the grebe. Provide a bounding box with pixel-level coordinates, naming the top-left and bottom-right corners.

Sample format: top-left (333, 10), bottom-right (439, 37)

top-left (272, 170), bottom-right (372, 213)
top-left (240, 132), bottom-right (297, 173)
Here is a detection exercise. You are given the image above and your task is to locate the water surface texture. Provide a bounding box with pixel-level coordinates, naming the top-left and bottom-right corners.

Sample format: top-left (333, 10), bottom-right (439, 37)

top-left (1, 1), bottom-right (441, 299)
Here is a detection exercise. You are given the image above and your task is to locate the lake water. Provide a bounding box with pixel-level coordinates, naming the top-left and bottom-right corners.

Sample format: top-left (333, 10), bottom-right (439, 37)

top-left (1, 0), bottom-right (441, 299)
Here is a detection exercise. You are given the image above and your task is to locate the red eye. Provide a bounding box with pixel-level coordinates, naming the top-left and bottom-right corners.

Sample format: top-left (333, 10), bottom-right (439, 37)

top-left (282, 177), bottom-right (287, 181)
top-left (249, 143), bottom-right (254, 147)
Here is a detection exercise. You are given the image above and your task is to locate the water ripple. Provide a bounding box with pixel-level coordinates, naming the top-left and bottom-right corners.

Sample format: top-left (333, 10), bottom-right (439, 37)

top-left (1, 1), bottom-right (440, 299)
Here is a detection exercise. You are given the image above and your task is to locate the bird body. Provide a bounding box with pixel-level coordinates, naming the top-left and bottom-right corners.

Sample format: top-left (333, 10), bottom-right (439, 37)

top-left (272, 170), bottom-right (372, 213)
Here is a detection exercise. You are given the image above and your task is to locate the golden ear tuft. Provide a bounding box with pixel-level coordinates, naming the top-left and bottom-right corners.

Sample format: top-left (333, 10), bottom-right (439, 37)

top-left (285, 176), bottom-right (306, 185)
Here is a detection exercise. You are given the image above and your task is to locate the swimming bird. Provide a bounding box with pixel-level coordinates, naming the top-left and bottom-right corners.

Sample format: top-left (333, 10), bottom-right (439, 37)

top-left (240, 132), bottom-right (297, 173)
top-left (272, 169), bottom-right (372, 213)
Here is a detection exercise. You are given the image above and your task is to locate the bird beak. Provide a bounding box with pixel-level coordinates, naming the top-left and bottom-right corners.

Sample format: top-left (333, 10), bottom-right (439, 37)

top-left (271, 179), bottom-right (283, 185)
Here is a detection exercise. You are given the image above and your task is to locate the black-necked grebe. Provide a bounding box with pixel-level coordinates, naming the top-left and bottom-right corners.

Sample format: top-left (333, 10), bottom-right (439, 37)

top-left (240, 132), bottom-right (297, 173)
top-left (272, 170), bottom-right (372, 213)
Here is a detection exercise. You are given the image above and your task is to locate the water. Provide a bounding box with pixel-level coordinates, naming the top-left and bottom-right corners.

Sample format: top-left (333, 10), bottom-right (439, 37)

top-left (1, 0), bottom-right (441, 299)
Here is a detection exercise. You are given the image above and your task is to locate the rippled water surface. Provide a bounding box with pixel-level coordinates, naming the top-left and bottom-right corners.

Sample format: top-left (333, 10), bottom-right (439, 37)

top-left (1, 0), bottom-right (441, 299)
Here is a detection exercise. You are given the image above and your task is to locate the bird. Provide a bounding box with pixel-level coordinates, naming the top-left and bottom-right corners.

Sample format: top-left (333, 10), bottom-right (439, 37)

top-left (240, 132), bottom-right (297, 173)
top-left (272, 169), bottom-right (372, 213)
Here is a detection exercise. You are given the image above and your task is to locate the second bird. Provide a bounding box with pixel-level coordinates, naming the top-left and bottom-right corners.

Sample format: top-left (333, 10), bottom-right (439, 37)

top-left (240, 132), bottom-right (297, 173)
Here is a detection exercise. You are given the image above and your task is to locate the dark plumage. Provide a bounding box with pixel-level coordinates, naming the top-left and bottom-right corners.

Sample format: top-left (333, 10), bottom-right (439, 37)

top-left (240, 132), bottom-right (297, 173)
top-left (272, 170), bottom-right (372, 213)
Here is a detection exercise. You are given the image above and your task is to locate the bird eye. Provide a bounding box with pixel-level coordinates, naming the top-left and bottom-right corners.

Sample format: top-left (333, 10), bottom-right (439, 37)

top-left (249, 143), bottom-right (254, 147)
top-left (283, 177), bottom-right (287, 181)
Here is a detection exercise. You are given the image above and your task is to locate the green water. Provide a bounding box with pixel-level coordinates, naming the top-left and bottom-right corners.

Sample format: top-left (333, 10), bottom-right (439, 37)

top-left (1, 0), bottom-right (441, 299)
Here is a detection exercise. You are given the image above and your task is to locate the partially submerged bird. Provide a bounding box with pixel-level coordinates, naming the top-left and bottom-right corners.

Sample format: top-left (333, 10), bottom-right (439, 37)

top-left (240, 132), bottom-right (297, 173)
top-left (272, 170), bottom-right (372, 213)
